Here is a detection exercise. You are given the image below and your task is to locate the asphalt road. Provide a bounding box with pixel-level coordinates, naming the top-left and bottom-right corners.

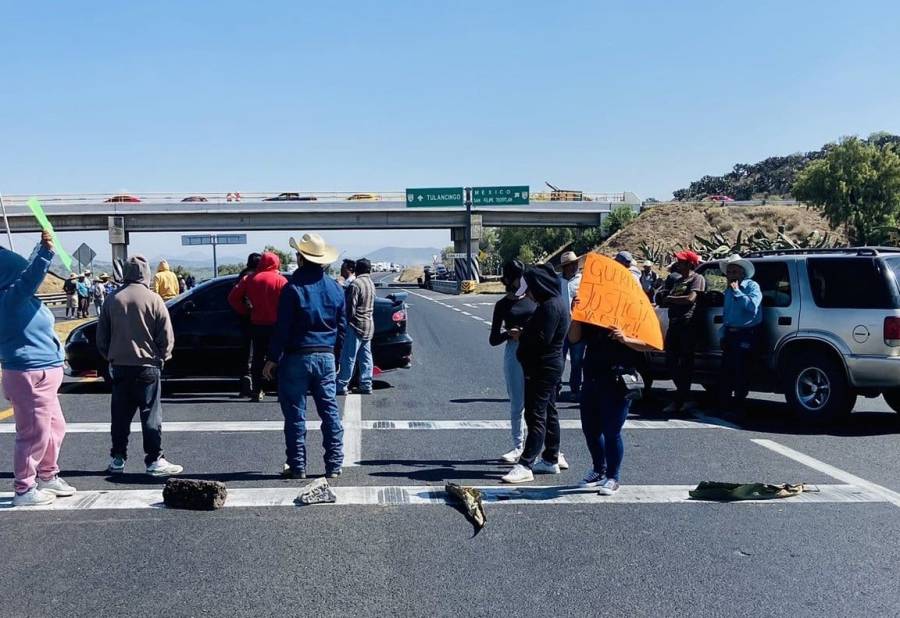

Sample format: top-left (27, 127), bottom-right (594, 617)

top-left (1, 282), bottom-right (899, 617)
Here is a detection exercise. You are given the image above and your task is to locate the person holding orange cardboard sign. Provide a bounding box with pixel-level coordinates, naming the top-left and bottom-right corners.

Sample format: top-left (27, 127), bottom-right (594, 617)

top-left (569, 254), bottom-right (661, 496)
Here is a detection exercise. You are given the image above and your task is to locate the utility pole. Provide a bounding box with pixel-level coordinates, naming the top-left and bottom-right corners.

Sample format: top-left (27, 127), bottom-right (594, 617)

top-left (0, 192), bottom-right (13, 251)
top-left (464, 187), bottom-right (473, 281)
top-left (212, 236), bottom-right (219, 278)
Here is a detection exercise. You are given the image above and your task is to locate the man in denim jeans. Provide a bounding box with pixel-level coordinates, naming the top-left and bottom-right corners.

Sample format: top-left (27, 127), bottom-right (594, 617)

top-left (336, 258), bottom-right (375, 395)
top-left (264, 234), bottom-right (346, 479)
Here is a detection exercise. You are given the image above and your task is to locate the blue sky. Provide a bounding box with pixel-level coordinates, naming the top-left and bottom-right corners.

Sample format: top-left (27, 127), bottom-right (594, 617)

top-left (2, 1), bottom-right (899, 260)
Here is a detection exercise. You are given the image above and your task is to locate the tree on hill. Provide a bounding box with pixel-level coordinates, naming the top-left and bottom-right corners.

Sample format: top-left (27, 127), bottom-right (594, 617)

top-left (603, 206), bottom-right (637, 237)
top-left (673, 132), bottom-right (900, 201)
top-left (792, 137), bottom-right (900, 245)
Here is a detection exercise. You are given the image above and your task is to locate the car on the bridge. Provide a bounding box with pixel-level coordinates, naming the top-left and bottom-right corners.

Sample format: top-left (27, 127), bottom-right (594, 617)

top-left (703, 194), bottom-right (734, 202)
top-left (65, 275), bottom-right (413, 384)
top-left (263, 193), bottom-right (318, 202)
top-left (105, 194), bottom-right (141, 203)
top-left (645, 248), bottom-right (900, 422)
top-left (347, 193), bottom-right (381, 201)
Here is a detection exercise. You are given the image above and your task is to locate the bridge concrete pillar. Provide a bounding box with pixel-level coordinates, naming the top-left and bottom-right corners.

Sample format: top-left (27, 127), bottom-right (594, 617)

top-left (108, 216), bottom-right (128, 282)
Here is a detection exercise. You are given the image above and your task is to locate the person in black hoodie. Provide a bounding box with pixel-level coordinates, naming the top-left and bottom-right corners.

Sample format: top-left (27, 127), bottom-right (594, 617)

top-left (502, 263), bottom-right (571, 484)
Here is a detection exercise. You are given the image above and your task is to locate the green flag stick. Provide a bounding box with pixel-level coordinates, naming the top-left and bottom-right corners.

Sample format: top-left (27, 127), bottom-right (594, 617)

top-left (27, 197), bottom-right (73, 271)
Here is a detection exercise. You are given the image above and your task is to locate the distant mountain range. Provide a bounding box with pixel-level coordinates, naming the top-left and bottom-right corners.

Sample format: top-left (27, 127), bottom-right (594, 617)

top-left (360, 246), bottom-right (441, 265)
top-left (47, 246), bottom-right (441, 278)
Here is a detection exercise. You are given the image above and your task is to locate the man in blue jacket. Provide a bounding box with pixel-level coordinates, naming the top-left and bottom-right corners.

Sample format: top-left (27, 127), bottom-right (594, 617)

top-left (719, 254), bottom-right (763, 412)
top-left (264, 233), bottom-right (346, 479)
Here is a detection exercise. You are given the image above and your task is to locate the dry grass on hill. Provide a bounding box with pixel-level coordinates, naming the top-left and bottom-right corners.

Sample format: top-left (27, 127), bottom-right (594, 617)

top-left (598, 203), bottom-right (847, 257)
top-left (39, 271), bottom-right (67, 294)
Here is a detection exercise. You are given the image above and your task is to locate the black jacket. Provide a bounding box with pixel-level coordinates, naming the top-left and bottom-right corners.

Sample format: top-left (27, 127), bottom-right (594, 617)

top-left (516, 264), bottom-right (570, 376)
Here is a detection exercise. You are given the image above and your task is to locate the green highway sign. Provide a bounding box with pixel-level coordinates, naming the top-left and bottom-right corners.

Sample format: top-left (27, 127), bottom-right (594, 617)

top-left (471, 186), bottom-right (530, 206)
top-left (406, 187), bottom-right (465, 207)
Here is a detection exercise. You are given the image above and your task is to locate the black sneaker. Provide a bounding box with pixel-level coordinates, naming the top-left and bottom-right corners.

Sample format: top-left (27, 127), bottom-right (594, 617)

top-left (357, 389), bottom-right (373, 395)
top-left (281, 464), bottom-right (306, 479)
top-left (325, 468), bottom-right (342, 479)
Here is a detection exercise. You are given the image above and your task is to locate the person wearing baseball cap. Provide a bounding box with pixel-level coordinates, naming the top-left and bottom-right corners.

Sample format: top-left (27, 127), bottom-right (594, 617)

top-left (659, 250), bottom-right (705, 414)
top-left (614, 251), bottom-right (641, 282)
top-left (264, 233), bottom-right (346, 479)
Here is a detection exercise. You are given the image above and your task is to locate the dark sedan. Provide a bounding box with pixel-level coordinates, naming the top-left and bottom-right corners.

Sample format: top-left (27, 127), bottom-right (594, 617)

top-left (65, 275), bottom-right (413, 382)
top-left (263, 193), bottom-right (318, 202)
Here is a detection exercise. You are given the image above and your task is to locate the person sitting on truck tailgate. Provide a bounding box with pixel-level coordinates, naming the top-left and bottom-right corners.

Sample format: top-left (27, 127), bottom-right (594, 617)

top-left (661, 250), bottom-right (705, 415)
top-left (719, 254), bottom-right (763, 413)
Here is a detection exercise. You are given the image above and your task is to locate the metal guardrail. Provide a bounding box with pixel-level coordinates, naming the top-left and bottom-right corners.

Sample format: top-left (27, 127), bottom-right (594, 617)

top-left (38, 292), bottom-right (68, 306)
top-left (429, 280), bottom-right (460, 295)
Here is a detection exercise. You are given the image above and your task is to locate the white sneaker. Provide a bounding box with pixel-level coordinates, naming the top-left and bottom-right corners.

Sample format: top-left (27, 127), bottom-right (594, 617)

top-left (12, 486), bottom-right (56, 507)
top-left (501, 448), bottom-right (523, 464)
top-left (532, 459), bottom-right (561, 474)
top-left (146, 457), bottom-right (184, 477)
top-left (37, 476), bottom-right (76, 497)
top-left (501, 464), bottom-right (534, 484)
top-left (558, 453), bottom-right (570, 470)
top-left (579, 468), bottom-right (605, 488)
top-left (597, 478), bottom-right (620, 496)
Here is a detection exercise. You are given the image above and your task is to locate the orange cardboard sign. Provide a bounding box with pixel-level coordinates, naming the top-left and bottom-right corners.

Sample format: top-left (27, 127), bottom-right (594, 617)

top-left (572, 253), bottom-right (664, 350)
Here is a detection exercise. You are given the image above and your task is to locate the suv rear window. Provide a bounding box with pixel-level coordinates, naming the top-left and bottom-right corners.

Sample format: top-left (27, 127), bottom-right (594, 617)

top-left (807, 258), bottom-right (896, 309)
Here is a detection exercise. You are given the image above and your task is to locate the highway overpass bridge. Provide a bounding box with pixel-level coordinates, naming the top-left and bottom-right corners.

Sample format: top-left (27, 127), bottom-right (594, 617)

top-left (0, 191), bottom-right (641, 263)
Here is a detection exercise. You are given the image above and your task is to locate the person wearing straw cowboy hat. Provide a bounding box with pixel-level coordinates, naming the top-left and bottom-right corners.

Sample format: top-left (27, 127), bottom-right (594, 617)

top-left (557, 250), bottom-right (585, 401)
top-left (263, 233), bottom-right (347, 479)
top-left (718, 254), bottom-right (763, 413)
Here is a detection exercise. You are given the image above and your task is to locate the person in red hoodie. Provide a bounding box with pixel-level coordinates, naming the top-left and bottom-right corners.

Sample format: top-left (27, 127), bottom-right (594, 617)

top-left (228, 252), bottom-right (287, 401)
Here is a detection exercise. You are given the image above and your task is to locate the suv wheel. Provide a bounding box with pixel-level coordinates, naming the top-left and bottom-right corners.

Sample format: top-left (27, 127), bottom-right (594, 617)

top-left (784, 356), bottom-right (855, 423)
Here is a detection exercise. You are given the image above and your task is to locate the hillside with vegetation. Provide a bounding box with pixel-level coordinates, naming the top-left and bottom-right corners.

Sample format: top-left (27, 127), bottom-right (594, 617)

top-left (672, 132), bottom-right (900, 201)
top-left (599, 204), bottom-right (847, 265)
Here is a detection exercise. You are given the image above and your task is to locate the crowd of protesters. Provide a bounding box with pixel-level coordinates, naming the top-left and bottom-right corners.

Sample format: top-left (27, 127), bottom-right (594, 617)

top-left (491, 248), bottom-right (763, 494)
top-left (2, 227), bottom-right (764, 505)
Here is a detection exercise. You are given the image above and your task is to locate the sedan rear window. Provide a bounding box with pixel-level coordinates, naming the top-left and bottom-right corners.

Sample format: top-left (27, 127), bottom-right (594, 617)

top-left (807, 258), bottom-right (896, 309)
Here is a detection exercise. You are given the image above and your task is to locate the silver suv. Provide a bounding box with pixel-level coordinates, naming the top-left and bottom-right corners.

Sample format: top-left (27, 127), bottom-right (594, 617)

top-left (646, 248), bottom-right (900, 422)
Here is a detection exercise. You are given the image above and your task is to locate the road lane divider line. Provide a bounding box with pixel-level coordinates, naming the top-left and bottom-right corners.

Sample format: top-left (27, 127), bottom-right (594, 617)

top-left (0, 418), bottom-right (729, 434)
top-left (752, 439), bottom-right (900, 508)
top-left (0, 483), bottom-right (885, 512)
top-left (0, 407), bottom-right (13, 422)
top-left (343, 394), bottom-right (362, 467)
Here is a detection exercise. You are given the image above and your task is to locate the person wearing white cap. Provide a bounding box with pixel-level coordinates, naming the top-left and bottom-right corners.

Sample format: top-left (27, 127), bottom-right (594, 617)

top-left (719, 254), bottom-right (763, 412)
top-left (264, 233), bottom-right (346, 479)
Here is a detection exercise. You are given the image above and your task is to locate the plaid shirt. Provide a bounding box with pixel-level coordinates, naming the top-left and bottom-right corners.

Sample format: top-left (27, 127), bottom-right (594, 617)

top-left (347, 274), bottom-right (375, 341)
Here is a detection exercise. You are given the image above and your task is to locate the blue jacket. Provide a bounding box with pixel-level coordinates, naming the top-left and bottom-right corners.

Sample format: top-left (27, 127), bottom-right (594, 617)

top-left (268, 263), bottom-right (346, 361)
top-left (0, 244), bottom-right (65, 371)
top-left (723, 279), bottom-right (763, 329)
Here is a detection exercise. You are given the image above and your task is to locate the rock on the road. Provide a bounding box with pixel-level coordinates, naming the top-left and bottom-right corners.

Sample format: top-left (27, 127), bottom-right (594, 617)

top-left (163, 478), bottom-right (228, 510)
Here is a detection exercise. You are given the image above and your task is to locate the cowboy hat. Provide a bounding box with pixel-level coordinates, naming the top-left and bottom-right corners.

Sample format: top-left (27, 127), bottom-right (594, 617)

top-left (290, 233), bottom-right (339, 265)
top-left (719, 254), bottom-right (755, 279)
top-left (559, 251), bottom-right (581, 267)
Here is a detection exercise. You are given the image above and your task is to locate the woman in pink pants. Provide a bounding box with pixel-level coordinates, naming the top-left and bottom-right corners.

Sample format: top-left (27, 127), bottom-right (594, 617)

top-left (1, 232), bottom-right (75, 507)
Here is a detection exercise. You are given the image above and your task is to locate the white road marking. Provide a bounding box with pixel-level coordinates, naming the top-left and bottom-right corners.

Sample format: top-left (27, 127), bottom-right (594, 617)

top-left (0, 418), bottom-right (728, 434)
top-left (343, 394), bottom-right (362, 467)
top-left (0, 483), bottom-right (884, 512)
top-left (752, 439), bottom-right (900, 508)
